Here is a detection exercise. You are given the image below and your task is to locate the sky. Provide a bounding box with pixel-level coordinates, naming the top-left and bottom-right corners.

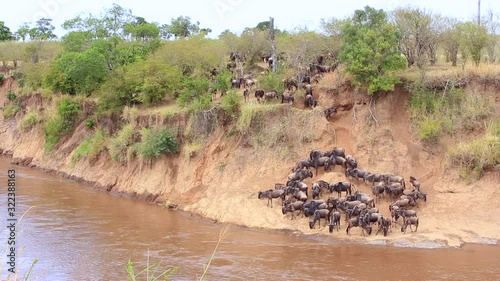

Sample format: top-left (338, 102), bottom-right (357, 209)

top-left (2, 0), bottom-right (499, 38)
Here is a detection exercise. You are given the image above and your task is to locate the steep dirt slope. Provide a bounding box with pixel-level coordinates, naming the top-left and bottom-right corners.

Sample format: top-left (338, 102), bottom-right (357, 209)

top-left (0, 72), bottom-right (499, 248)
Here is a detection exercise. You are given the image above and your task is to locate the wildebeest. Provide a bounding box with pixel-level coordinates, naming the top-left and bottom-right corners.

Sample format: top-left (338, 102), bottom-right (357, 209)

top-left (401, 216), bottom-right (419, 233)
top-left (345, 168), bottom-right (369, 182)
top-left (324, 107), bottom-right (337, 120)
top-left (309, 209), bottom-right (330, 229)
top-left (383, 174), bottom-right (406, 188)
top-left (409, 176), bottom-right (421, 190)
top-left (292, 159), bottom-right (312, 172)
top-left (243, 88), bottom-right (249, 102)
top-left (385, 183), bottom-right (405, 199)
top-left (311, 180), bottom-right (329, 199)
top-left (304, 94), bottom-right (317, 109)
top-left (326, 155), bottom-right (347, 171)
top-left (283, 78), bottom-right (298, 91)
top-left (254, 89), bottom-right (265, 103)
top-left (389, 198), bottom-right (412, 211)
top-left (346, 216), bottom-right (372, 236)
top-left (345, 155), bottom-right (357, 169)
top-left (364, 172), bottom-right (385, 184)
top-left (349, 192), bottom-right (375, 208)
top-left (286, 180), bottom-right (308, 196)
top-left (311, 156), bottom-right (330, 176)
top-left (258, 189), bottom-right (285, 208)
top-left (312, 73), bottom-right (323, 84)
top-left (281, 91), bottom-right (294, 104)
top-left (264, 91), bottom-right (279, 101)
top-left (329, 181), bottom-right (353, 198)
top-left (231, 79), bottom-right (240, 88)
top-left (287, 169), bottom-right (313, 182)
top-left (328, 211), bottom-right (341, 233)
top-left (245, 79), bottom-right (256, 89)
top-left (285, 187), bottom-right (308, 202)
top-left (371, 182), bottom-right (386, 202)
top-left (282, 201), bottom-right (304, 220)
top-left (304, 84), bottom-right (313, 96)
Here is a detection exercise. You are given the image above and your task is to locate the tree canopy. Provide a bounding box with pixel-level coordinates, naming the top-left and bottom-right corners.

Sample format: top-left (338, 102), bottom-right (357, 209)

top-left (340, 6), bottom-right (407, 94)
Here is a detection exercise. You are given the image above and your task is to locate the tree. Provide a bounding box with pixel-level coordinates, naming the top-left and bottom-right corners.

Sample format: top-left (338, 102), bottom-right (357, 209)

top-left (29, 18), bottom-right (57, 40)
top-left (392, 8), bottom-right (432, 68)
top-left (44, 48), bottom-right (108, 95)
top-left (456, 22), bottom-right (488, 66)
top-left (482, 9), bottom-right (500, 63)
top-left (340, 6), bottom-right (407, 94)
top-left (15, 23), bottom-right (30, 41)
top-left (442, 18), bottom-right (461, 66)
top-left (164, 16), bottom-right (200, 39)
top-left (124, 17), bottom-right (160, 41)
top-left (0, 21), bottom-right (14, 41)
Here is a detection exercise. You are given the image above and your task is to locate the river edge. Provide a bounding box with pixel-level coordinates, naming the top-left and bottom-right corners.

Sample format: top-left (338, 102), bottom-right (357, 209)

top-left (2, 152), bottom-right (498, 250)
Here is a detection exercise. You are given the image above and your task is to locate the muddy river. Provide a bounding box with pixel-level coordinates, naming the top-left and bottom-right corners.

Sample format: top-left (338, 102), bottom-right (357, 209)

top-left (0, 156), bottom-right (499, 280)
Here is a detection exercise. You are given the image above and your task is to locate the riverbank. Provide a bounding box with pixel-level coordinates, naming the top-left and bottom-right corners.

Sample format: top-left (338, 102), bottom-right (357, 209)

top-left (1, 73), bottom-right (499, 248)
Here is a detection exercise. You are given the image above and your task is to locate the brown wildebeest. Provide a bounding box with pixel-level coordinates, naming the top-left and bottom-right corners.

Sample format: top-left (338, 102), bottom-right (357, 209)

top-left (258, 189), bottom-right (285, 208)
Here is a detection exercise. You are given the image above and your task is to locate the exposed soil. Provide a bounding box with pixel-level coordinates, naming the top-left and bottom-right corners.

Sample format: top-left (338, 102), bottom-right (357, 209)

top-left (0, 71), bottom-right (499, 248)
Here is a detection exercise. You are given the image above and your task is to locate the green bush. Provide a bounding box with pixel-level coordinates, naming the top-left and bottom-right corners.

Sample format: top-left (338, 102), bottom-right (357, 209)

top-left (417, 116), bottom-right (442, 143)
top-left (6, 91), bottom-right (16, 101)
top-left (258, 71), bottom-right (284, 93)
top-left (43, 98), bottom-right (81, 152)
top-left (0, 74), bottom-right (4, 85)
top-left (177, 76), bottom-right (211, 110)
top-left (43, 115), bottom-right (65, 151)
top-left (58, 98), bottom-right (81, 129)
top-left (2, 103), bottom-right (21, 118)
top-left (20, 111), bottom-right (39, 131)
top-left (137, 127), bottom-right (178, 159)
top-left (85, 118), bottom-right (94, 128)
top-left (220, 90), bottom-right (241, 118)
top-left (71, 129), bottom-right (106, 163)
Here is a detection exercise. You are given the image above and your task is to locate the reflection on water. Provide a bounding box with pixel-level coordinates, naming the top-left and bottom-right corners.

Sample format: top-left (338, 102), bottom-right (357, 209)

top-left (0, 156), bottom-right (500, 280)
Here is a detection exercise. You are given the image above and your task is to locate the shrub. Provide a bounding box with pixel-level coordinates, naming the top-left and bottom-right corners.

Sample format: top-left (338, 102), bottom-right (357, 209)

top-left (258, 71), bottom-right (284, 94)
top-left (220, 90), bottom-right (241, 118)
top-left (71, 129), bottom-right (106, 163)
top-left (137, 127), bottom-right (178, 159)
top-left (0, 74), bottom-right (4, 85)
top-left (2, 103), bottom-right (21, 118)
top-left (448, 121), bottom-right (500, 179)
top-left (417, 116), bottom-right (442, 143)
top-left (85, 118), bottom-right (94, 128)
top-left (6, 91), bottom-right (16, 101)
top-left (108, 124), bottom-right (136, 163)
top-left (20, 111), bottom-right (39, 131)
top-left (177, 76), bottom-right (211, 110)
top-left (58, 97), bottom-right (81, 130)
top-left (43, 115), bottom-right (65, 151)
top-left (43, 98), bottom-right (81, 152)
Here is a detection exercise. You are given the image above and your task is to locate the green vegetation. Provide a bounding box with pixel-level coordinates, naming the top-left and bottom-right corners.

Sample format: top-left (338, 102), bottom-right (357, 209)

top-left (220, 90), bottom-right (242, 118)
top-left (125, 256), bottom-right (178, 281)
top-left (340, 6), bottom-right (407, 94)
top-left (0, 73), bottom-right (4, 84)
top-left (108, 124), bottom-right (136, 164)
top-left (409, 84), bottom-right (492, 143)
top-left (71, 129), bottom-right (107, 163)
top-left (20, 111), bottom-right (40, 131)
top-left (136, 127), bottom-right (178, 159)
top-left (44, 98), bottom-right (81, 151)
top-left (2, 103), bottom-right (21, 118)
top-left (448, 121), bottom-right (500, 179)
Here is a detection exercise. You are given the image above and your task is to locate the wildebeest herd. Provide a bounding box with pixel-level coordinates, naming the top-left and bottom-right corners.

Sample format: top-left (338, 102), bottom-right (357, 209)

top-left (257, 148), bottom-right (427, 237)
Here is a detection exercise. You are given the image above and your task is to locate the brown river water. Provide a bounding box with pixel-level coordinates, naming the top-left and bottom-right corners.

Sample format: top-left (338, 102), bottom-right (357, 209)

top-left (1, 155), bottom-right (500, 281)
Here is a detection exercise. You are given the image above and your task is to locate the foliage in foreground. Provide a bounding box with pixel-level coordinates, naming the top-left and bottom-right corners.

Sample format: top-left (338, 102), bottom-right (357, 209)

top-left (43, 97), bottom-right (81, 151)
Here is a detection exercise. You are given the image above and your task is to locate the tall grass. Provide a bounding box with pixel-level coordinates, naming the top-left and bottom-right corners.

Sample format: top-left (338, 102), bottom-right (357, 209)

top-left (448, 121), bottom-right (500, 179)
top-left (19, 111), bottom-right (40, 131)
top-left (108, 124), bottom-right (136, 164)
top-left (237, 103), bottom-right (282, 134)
top-left (409, 84), bottom-right (492, 143)
top-left (126, 250), bottom-right (178, 281)
top-left (71, 129), bottom-right (107, 163)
